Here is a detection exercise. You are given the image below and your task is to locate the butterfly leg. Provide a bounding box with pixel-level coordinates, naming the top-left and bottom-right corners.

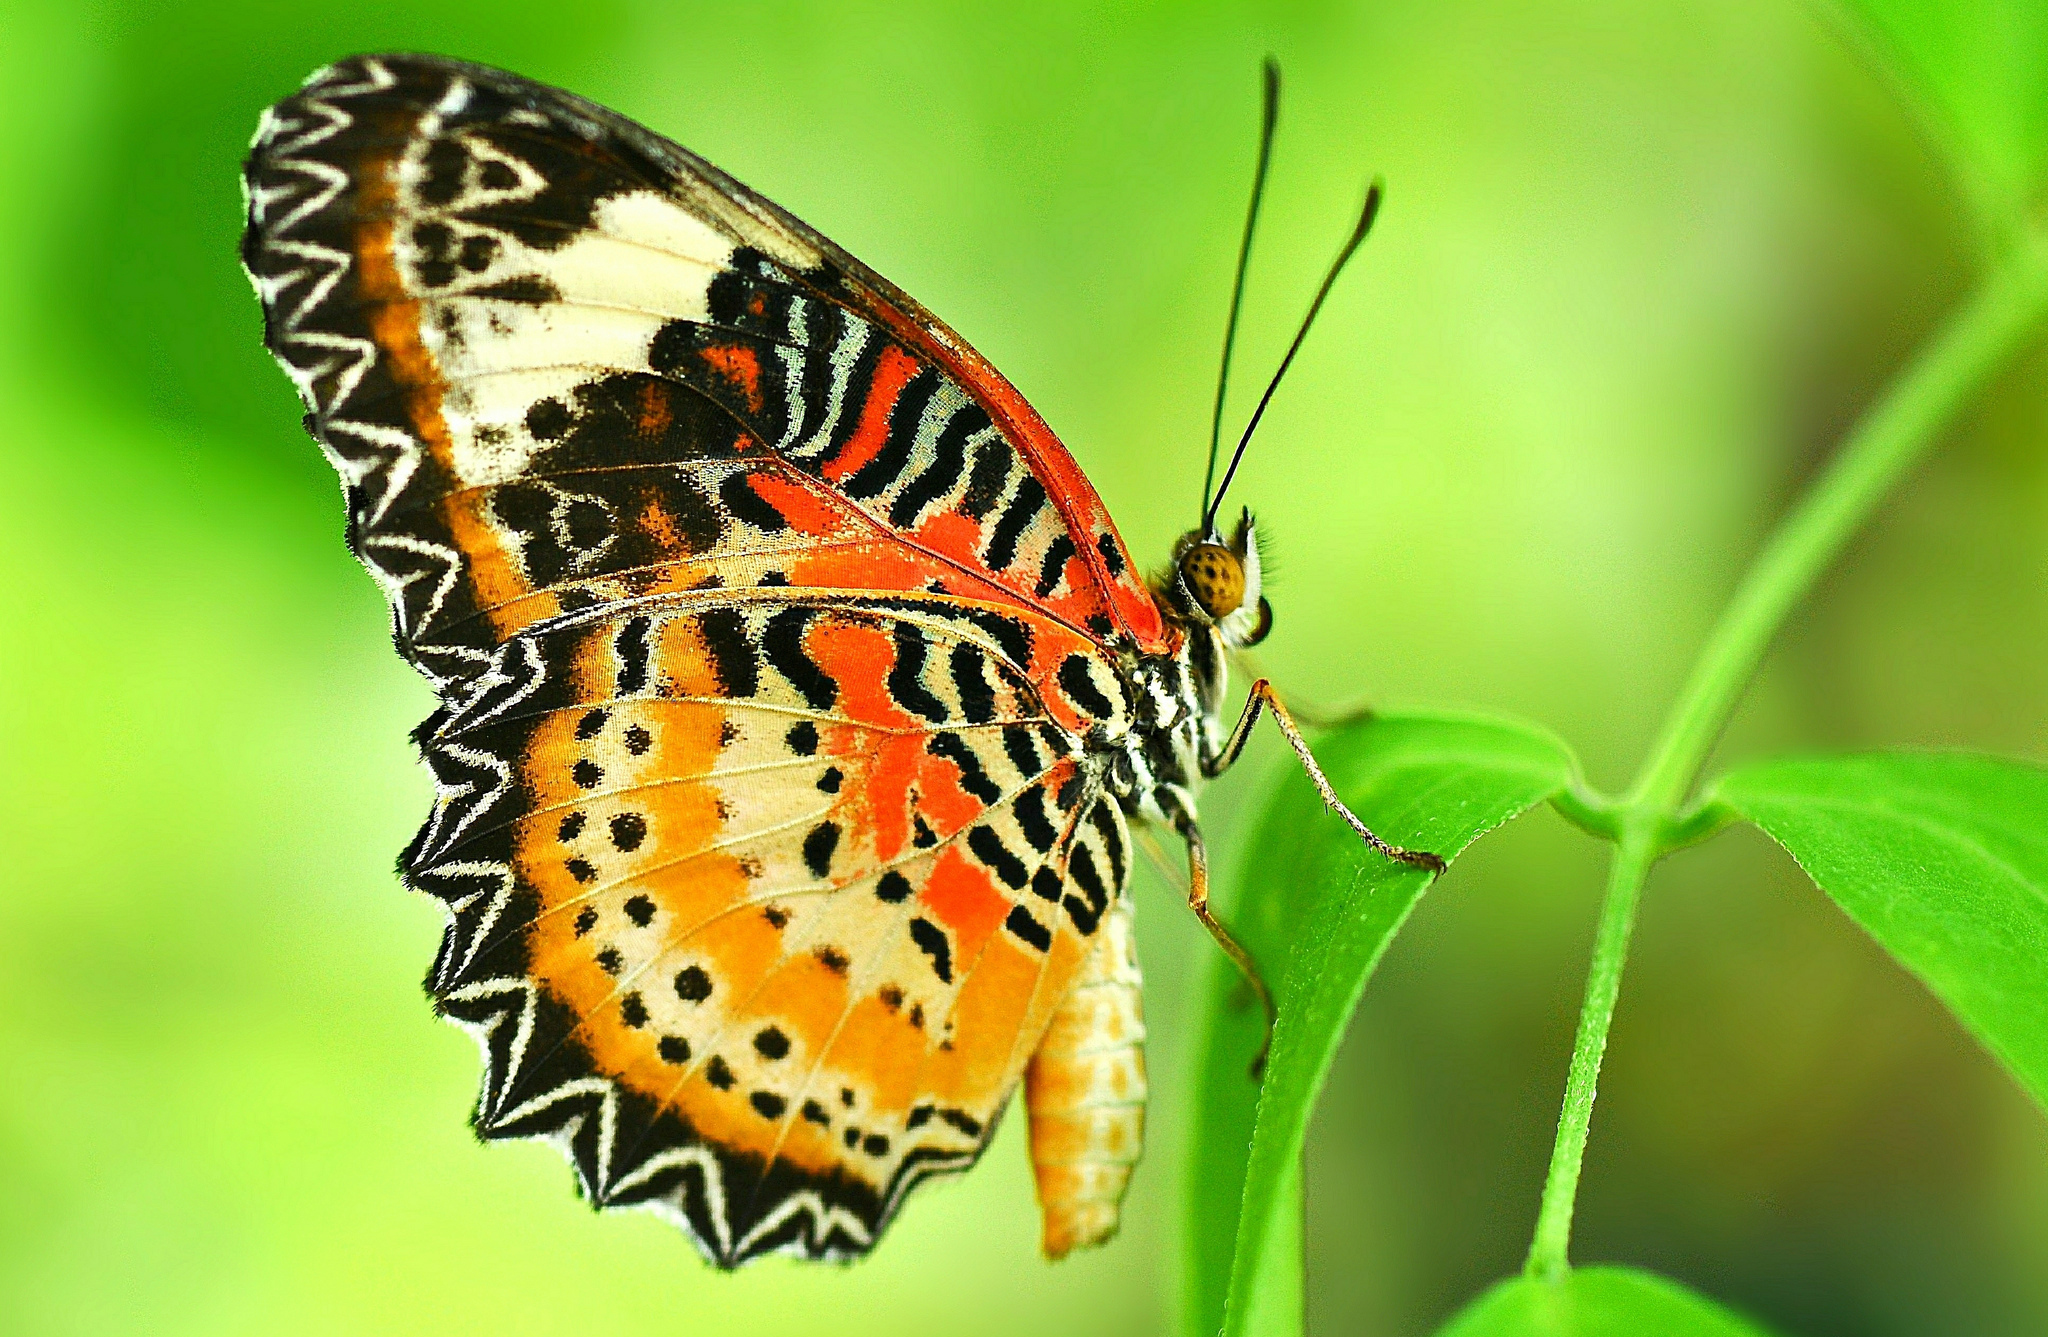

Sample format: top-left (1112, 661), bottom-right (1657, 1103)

top-left (1210, 679), bottom-right (1446, 876)
top-left (1170, 805), bottom-right (1277, 1078)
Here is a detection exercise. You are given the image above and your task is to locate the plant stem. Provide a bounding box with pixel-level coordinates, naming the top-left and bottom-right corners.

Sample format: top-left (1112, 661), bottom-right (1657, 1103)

top-left (1630, 242), bottom-right (2048, 814)
top-left (1524, 236), bottom-right (2048, 1281)
top-left (1525, 817), bottom-right (1657, 1279)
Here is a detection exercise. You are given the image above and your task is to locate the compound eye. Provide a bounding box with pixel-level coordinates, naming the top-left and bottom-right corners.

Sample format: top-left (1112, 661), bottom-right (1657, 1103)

top-left (1179, 543), bottom-right (1245, 620)
top-left (1242, 597), bottom-right (1274, 646)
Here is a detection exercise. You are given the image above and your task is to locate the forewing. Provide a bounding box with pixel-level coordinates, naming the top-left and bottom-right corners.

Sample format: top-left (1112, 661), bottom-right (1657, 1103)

top-left (241, 51), bottom-right (1164, 702)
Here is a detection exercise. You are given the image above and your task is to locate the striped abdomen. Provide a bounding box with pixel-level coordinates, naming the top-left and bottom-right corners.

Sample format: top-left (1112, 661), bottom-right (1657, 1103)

top-left (1024, 896), bottom-right (1147, 1258)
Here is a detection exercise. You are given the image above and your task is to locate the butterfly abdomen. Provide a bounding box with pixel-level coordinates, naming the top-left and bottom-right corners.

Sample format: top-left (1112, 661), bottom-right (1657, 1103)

top-left (1023, 896), bottom-right (1147, 1258)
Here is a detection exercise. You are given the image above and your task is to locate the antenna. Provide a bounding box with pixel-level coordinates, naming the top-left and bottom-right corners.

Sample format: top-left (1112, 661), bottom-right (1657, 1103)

top-left (1203, 178), bottom-right (1383, 533)
top-left (1200, 58), bottom-right (1281, 528)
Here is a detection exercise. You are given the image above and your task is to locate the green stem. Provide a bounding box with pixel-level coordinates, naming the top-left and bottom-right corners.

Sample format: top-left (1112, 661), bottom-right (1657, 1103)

top-left (1523, 235), bottom-right (2048, 1281)
top-left (1550, 781), bottom-right (1623, 839)
top-left (1630, 242), bottom-right (2048, 813)
top-left (1525, 818), bottom-right (1656, 1280)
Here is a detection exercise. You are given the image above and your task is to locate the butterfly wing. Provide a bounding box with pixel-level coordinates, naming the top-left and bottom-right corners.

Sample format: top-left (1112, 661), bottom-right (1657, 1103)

top-left (242, 52), bottom-right (1147, 1263)
top-left (415, 598), bottom-right (1133, 1262)
top-left (241, 52), bottom-right (1165, 692)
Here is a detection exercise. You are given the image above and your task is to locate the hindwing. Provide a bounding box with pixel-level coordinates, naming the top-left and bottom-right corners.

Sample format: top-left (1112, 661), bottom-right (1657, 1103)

top-left (408, 595), bottom-right (1132, 1261)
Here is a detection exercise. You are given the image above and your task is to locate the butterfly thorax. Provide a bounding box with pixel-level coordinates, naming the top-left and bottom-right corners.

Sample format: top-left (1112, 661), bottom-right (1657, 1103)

top-left (1097, 628), bottom-right (1224, 825)
top-left (1099, 511), bottom-right (1267, 829)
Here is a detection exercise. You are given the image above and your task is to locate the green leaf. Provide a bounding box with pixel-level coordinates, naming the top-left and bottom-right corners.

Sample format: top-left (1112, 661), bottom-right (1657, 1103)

top-left (1181, 712), bottom-right (1574, 1337)
top-left (1831, 0), bottom-right (2048, 230)
top-left (1714, 752), bottom-right (2048, 1110)
top-left (1434, 1266), bottom-right (1781, 1337)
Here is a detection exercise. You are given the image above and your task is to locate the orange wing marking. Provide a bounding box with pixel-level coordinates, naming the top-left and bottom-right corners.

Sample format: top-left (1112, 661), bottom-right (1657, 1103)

top-left (351, 138), bottom-right (541, 635)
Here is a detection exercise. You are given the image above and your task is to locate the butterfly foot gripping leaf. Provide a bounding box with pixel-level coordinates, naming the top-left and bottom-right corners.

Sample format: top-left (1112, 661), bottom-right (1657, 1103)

top-left (242, 52), bottom-right (1386, 1265)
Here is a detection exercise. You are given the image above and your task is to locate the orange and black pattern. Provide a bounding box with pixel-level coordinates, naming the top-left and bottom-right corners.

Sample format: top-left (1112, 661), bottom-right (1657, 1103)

top-left (242, 53), bottom-right (1211, 1264)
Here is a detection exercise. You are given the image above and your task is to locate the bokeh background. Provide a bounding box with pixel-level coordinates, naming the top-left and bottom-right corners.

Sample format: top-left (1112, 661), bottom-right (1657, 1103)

top-left (2, 1), bottom-right (2043, 1334)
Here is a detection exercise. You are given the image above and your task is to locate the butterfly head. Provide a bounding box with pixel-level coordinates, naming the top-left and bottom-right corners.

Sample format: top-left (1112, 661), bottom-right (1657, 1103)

top-left (1165, 508), bottom-right (1272, 649)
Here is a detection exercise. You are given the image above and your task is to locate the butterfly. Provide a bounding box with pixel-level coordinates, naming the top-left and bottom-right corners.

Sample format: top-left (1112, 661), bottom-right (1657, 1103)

top-left (241, 52), bottom-right (1438, 1267)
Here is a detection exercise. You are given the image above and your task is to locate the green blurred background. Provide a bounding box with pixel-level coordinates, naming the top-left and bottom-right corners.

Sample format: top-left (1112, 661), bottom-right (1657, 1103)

top-left (2, 1), bottom-right (2043, 1334)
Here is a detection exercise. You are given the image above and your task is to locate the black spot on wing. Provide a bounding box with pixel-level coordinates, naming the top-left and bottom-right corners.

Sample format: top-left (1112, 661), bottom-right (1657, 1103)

top-left (927, 733), bottom-right (998, 803)
top-left (719, 471), bottom-right (791, 534)
top-left (948, 644), bottom-right (995, 724)
top-left (967, 825), bottom-right (1028, 890)
top-left (802, 822), bottom-right (840, 877)
top-left (960, 437), bottom-right (1013, 520)
top-left (526, 372), bottom-right (751, 475)
top-left (887, 620), bottom-right (947, 723)
top-left (1089, 800), bottom-right (1128, 890)
top-left (526, 397), bottom-right (572, 441)
top-left (1004, 904), bottom-right (1051, 952)
top-left (616, 616), bottom-right (652, 694)
top-left (1057, 654), bottom-right (1117, 720)
top-left (908, 917), bottom-right (953, 984)
top-left (763, 608), bottom-right (836, 710)
top-left (952, 607), bottom-right (1034, 670)
top-left (842, 367), bottom-right (942, 500)
top-left (698, 607), bottom-right (758, 697)
top-left (888, 404), bottom-right (983, 527)
top-left (1096, 530), bottom-right (1127, 577)
top-left (417, 138), bottom-right (467, 207)
top-left (939, 1109), bottom-right (984, 1137)
top-left (458, 232), bottom-right (497, 272)
top-left (470, 274), bottom-right (561, 304)
top-left (1035, 535), bottom-right (1076, 598)
top-left (611, 814), bottom-right (649, 853)
top-left (1002, 724), bottom-right (1042, 777)
top-left (1012, 786), bottom-right (1058, 854)
top-left (984, 475), bottom-right (1045, 574)
top-left (1063, 845), bottom-right (1108, 935)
